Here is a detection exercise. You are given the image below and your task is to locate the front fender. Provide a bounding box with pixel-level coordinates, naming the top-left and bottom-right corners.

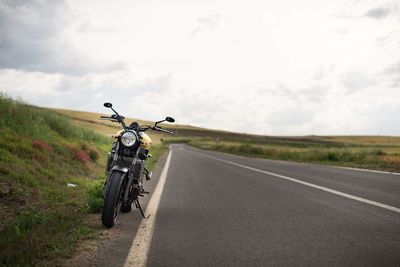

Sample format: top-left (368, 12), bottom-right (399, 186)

top-left (111, 166), bottom-right (129, 173)
top-left (103, 168), bottom-right (127, 199)
top-left (105, 166), bottom-right (128, 190)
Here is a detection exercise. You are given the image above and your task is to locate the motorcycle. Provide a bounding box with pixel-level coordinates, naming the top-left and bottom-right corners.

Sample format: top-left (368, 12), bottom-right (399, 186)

top-left (100, 102), bottom-right (174, 228)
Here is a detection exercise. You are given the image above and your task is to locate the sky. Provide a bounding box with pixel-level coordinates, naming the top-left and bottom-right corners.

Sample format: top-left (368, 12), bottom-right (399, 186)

top-left (0, 0), bottom-right (399, 136)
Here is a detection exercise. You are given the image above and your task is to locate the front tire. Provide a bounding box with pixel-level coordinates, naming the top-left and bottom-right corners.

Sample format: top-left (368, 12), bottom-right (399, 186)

top-left (102, 171), bottom-right (124, 228)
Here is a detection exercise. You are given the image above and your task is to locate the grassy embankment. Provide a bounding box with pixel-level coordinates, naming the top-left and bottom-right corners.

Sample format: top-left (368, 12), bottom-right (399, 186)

top-left (0, 95), bottom-right (167, 265)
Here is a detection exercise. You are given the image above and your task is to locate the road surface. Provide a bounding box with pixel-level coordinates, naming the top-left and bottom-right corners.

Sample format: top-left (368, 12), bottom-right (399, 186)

top-left (98, 144), bottom-right (400, 266)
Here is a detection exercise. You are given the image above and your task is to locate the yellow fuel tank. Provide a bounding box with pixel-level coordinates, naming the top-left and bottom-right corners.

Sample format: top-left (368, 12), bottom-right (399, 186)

top-left (139, 132), bottom-right (152, 149)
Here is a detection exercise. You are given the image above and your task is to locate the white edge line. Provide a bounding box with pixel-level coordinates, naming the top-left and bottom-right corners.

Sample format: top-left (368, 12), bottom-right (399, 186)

top-left (123, 149), bottom-right (173, 267)
top-left (185, 146), bottom-right (400, 176)
top-left (188, 149), bottom-right (400, 214)
top-left (333, 166), bottom-right (400, 176)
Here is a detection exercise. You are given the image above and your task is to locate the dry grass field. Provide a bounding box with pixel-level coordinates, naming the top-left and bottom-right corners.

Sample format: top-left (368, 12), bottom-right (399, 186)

top-left (52, 108), bottom-right (400, 172)
top-left (52, 108), bottom-right (202, 144)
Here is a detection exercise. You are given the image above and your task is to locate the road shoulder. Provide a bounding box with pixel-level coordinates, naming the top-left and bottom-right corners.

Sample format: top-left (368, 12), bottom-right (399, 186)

top-left (61, 150), bottom-right (170, 267)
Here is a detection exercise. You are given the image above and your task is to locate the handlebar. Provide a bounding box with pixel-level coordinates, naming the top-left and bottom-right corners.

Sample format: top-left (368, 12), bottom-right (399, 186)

top-left (100, 114), bottom-right (173, 134)
top-left (139, 125), bottom-right (173, 134)
top-left (99, 116), bottom-right (118, 122)
top-left (154, 127), bottom-right (173, 134)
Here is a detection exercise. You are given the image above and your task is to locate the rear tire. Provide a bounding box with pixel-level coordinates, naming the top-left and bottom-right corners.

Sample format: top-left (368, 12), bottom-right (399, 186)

top-left (102, 171), bottom-right (124, 228)
top-left (121, 198), bottom-right (133, 213)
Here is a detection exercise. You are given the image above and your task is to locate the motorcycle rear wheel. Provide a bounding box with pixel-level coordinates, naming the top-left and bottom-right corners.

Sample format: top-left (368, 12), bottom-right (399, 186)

top-left (102, 171), bottom-right (124, 228)
top-left (121, 198), bottom-right (133, 213)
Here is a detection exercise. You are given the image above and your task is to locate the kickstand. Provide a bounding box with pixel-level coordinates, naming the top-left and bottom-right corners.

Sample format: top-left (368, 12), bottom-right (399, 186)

top-left (135, 199), bottom-right (150, 219)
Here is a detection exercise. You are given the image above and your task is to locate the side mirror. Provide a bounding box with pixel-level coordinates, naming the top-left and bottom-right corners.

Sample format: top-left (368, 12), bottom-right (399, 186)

top-left (166, 117), bottom-right (175, 123)
top-left (104, 102), bottom-right (112, 108)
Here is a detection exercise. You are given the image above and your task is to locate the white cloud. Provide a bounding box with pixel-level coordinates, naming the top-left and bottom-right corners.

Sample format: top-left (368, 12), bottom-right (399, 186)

top-left (0, 0), bottom-right (399, 135)
top-left (365, 7), bottom-right (391, 19)
top-left (191, 15), bottom-right (222, 37)
top-left (341, 72), bottom-right (375, 94)
top-left (0, 0), bottom-right (124, 75)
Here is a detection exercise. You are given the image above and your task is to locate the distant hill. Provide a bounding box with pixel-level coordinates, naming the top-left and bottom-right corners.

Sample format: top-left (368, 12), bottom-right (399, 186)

top-left (51, 107), bottom-right (400, 172)
top-left (52, 108), bottom-right (400, 147)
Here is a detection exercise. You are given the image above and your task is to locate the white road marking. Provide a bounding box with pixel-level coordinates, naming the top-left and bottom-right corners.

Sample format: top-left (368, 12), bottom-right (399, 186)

top-left (333, 166), bottom-right (400, 176)
top-left (123, 150), bottom-right (172, 267)
top-left (186, 145), bottom-right (400, 176)
top-left (188, 149), bottom-right (400, 214)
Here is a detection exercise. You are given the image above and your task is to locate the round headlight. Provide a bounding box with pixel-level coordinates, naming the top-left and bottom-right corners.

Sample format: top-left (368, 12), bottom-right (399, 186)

top-left (121, 131), bottom-right (137, 147)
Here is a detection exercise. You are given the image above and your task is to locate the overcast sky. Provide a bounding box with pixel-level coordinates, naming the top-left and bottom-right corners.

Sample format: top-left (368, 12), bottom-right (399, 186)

top-left (0, 0), bottom-right (399, 135)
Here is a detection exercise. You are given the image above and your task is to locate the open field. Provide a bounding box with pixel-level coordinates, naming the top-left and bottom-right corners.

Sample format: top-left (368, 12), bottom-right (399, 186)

top-left (161, 133), bottom-right (400, 172)
top-left (164, 137), bottom-right (400, 172)
top-left (53, 108), bottom-right (202, 138)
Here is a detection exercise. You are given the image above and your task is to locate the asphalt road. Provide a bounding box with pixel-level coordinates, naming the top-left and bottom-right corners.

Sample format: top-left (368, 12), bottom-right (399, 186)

top-left (96, 144), bottom-right (400, 267)
top-left (147, 145), bottom-right (400, 266)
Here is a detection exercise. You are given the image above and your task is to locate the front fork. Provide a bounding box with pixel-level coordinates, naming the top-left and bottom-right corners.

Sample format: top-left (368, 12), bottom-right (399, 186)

top-left (104, 142), bottom-right (119, 186)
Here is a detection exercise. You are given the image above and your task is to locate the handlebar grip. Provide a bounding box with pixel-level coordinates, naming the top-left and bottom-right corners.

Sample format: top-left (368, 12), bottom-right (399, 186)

top-left (99, 116), bottom-right (119, 122)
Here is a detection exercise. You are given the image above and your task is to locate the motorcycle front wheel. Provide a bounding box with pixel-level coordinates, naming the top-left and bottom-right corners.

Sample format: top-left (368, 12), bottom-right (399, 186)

top-left (102, 171), bottom-right (124, 228)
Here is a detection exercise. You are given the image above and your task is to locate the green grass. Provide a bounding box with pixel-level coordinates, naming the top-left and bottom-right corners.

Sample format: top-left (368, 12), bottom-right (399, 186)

top-left (0, 93), bottom-right (112, 265)
top-left (0, 95), bottom-right (104, 144)
top-left (165, 137), bottom-right (400, 172)
top-left (0, 93), bottom-right (169, 264)
top-left (145, 144), bottom-right (169, 171)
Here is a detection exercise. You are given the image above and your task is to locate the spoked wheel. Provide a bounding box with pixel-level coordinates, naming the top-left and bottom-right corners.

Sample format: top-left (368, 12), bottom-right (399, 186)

top-left (102, 172), bottom-right (124, 228)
